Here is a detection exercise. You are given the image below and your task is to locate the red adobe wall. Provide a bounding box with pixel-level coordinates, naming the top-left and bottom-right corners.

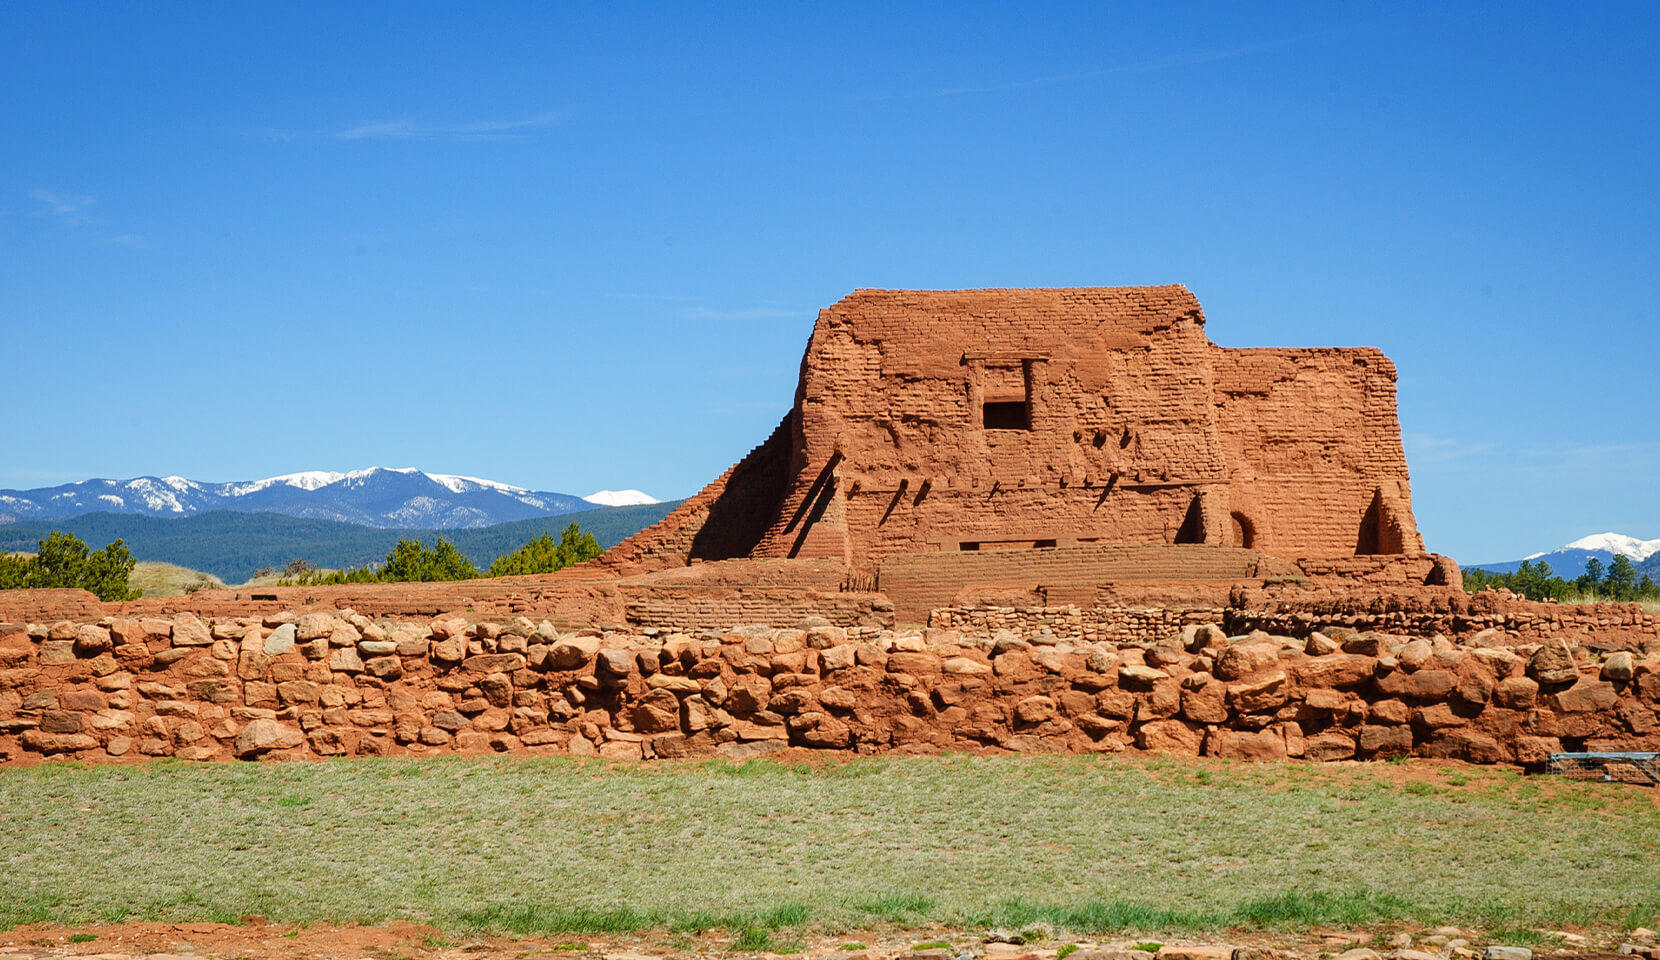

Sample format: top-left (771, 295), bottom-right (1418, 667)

top-left (1214, 348), bottom-right (1423, 558)
top-left (591, 286), bottom-right (1427, 581)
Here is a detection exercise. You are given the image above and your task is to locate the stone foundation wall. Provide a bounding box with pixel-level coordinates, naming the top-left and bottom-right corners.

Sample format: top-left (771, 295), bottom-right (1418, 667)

top-left (3, 609), bottom-right (1655, 767)
top-left (929, 594), bottom-right (1660, 653)
top-left (621, 587), bottom-right (893, 632)
top-left (929, 604), bottom-right (1225, 645)
top-left (106, 576), bottom-right (891, 633)
top-left (1230, 587), bottom-right (1660, 651)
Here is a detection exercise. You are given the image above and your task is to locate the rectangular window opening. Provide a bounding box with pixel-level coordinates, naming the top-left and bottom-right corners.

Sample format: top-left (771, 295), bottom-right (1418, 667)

top-left (983, 400), bottom-right (1029, 430)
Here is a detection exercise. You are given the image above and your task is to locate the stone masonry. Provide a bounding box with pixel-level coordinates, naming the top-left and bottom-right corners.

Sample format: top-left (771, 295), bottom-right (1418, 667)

top-left (1, 607), bottom-right (1654, 766)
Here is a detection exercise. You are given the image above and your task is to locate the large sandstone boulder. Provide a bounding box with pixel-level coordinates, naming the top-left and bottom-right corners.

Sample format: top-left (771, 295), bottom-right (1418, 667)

top-left (1215, 642), bottom-right (1279, 680)
top-left (1135, 718), bottom-right (1204, 754)
top-left (1528, 641), bottom-right (1579, 685)
top-left (171, 613), bottom-right (214, 647)
top-left (233, 719), bottom-right (303, 758)
top-left (548, 635), bottom-right (601, 669)
top-left (1291, 654), bottom-right (1376, 688)
top-left (1208, 728), bottom-right (1286, 761)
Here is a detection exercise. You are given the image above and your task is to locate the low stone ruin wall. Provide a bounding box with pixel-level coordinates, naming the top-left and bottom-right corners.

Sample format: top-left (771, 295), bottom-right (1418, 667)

top-left (112, 579), bottom-right (893, 632)
top-left (1230, 586), bottom-right (1660, 651)
top-left (620, 586), bottom-right (892, 632)
top-left (0, 589), bottom-right (103, 624)
top-left (930, 589), bottom-right (1660, 652)
top-left (929, 603), bottom-right (1226, 646)
top-left (2, 608), bottom-right (1655, 766)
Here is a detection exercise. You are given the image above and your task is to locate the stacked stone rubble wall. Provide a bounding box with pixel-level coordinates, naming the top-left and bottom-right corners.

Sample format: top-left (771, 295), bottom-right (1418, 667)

top-left (2, 608), bottom-right (1654, 767)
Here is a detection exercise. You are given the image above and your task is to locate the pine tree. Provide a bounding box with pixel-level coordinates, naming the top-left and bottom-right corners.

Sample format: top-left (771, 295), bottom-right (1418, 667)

top-left (1605, 555), bottom-right (1638, 601)
top-left (1583, 557), bottom-right (1605, 594)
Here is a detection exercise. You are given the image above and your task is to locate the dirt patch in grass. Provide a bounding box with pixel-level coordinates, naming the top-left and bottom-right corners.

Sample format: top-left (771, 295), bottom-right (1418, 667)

top-left (3, 922), bottom-right (1656, 960)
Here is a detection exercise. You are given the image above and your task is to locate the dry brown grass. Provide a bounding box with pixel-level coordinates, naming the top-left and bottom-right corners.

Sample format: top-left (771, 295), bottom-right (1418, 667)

top-left (1, 754), bottom-right (1655, 936)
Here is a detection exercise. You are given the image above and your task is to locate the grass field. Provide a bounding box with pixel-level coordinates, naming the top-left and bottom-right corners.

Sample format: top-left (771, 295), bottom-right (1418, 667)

top-left (1, 754), bottom-right (1655, 938)
top-left (129, 561), bottom-right (226, 597)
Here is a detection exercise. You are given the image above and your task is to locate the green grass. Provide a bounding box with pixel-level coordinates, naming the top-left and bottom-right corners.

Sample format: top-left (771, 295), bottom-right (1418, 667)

top-left (855, 894), bottom-right (936, 923)
top-left (1, 755), bottom-right (1656, 936)
top-left (1483, 928), bottom-right (1561, 947)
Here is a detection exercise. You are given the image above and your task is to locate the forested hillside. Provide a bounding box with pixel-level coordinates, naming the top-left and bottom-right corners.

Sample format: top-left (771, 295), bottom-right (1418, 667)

top-left (0, 502), bottom-right (678, 583)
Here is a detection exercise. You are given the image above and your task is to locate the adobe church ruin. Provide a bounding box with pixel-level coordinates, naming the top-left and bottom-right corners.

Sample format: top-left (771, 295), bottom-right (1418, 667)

top-left (6, 284), bottom-right (1657, 767)
top-left (598, 285), bottom-right (1433, 601)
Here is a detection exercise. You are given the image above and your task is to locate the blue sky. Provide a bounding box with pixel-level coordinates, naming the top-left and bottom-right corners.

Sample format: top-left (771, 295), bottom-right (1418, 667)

top-left (2, 2), bottom-right (1656, 563)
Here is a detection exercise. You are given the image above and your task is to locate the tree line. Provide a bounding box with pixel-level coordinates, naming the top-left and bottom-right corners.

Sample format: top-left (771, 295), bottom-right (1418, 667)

top-left (276, 522), bottom-right (602, 585)
top-left (1463, 556), bottom-right (1660, 603)
top-left (0, 522), bottom-right (604, 599)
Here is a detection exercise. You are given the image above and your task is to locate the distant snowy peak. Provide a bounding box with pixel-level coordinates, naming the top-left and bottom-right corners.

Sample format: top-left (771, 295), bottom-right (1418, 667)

top-left (228, 471), bottom-right (348, 495)
top-left (584, 489), bottom-right (659, 507)
top-left (427, 472), bottom-right (530, 496)
top-left (1557, 533), bottom-right (1660, 562)
top-left (227, 467), bottom-right (533, 497)
top-left (1483, 530), bottom-right (1660, 580)
top-left (0, 468), bottom-right (622, 530)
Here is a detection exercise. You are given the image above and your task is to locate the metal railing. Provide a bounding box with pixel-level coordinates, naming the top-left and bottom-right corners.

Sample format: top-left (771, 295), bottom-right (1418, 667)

top-left (1547, 752), bottom-right (1659, 785)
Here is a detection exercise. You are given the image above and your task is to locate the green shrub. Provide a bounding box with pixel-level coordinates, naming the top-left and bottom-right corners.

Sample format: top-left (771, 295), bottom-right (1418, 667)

top-left (0, 531), bottom-right (139, 601)
top-left (486, 523), bottom-right (601, 577)
top-left (280, 524), bottom-right (602, 585)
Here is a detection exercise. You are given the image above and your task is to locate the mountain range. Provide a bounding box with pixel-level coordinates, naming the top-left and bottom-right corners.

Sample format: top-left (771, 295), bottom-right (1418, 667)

top-left (0, 468), bottom-right (659, 530)
top-left (1467, 532), bottom-right (1660, 580)
top-left (0, 503), bottom-right (679, 583)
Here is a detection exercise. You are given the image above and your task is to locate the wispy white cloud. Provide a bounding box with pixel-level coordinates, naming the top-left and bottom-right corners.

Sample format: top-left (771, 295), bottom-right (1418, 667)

top-left (235, 112), bottom-right (567, 143)
top-left (1408, 432), bottom-right (1660, 477)
top-left (685, 305), bottom-right (807, 320)
top-left (860, 34), bottom-right (1322, 103)
top-left (1403, 432), bottom-right (1496, 469)
top-left (1514, 440), bottom-right (1660, 472)
top-left (605, 292), bottom-right (701, 302)
top-left (339, 113), bottom-right (563, 141)
top-left (30, 188), bottom-right (97, 226)
top-left (99, 234), bottom-right (152, 250)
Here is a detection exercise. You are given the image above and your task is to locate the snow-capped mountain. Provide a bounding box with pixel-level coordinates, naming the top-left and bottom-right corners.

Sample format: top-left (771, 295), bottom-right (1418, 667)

top-left (583, 489), bottom-right (660, 507)
top-left (1468, 531), bottom-right (1660, 579)
top-left (0, 468), bottom-right (652, 529)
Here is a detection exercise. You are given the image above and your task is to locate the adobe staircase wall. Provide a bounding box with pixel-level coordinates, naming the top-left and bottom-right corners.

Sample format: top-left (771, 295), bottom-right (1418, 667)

top-left (0, 589), bottom-right (104, 623)
top-left (586, 415), bottom-right (795, 578)
top-left (106, 558), bottom-right (893, 633)
top-left (878, 544), bottom-right (1267, 622)
top-left (1, 607), bottom-right (1654, 767)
